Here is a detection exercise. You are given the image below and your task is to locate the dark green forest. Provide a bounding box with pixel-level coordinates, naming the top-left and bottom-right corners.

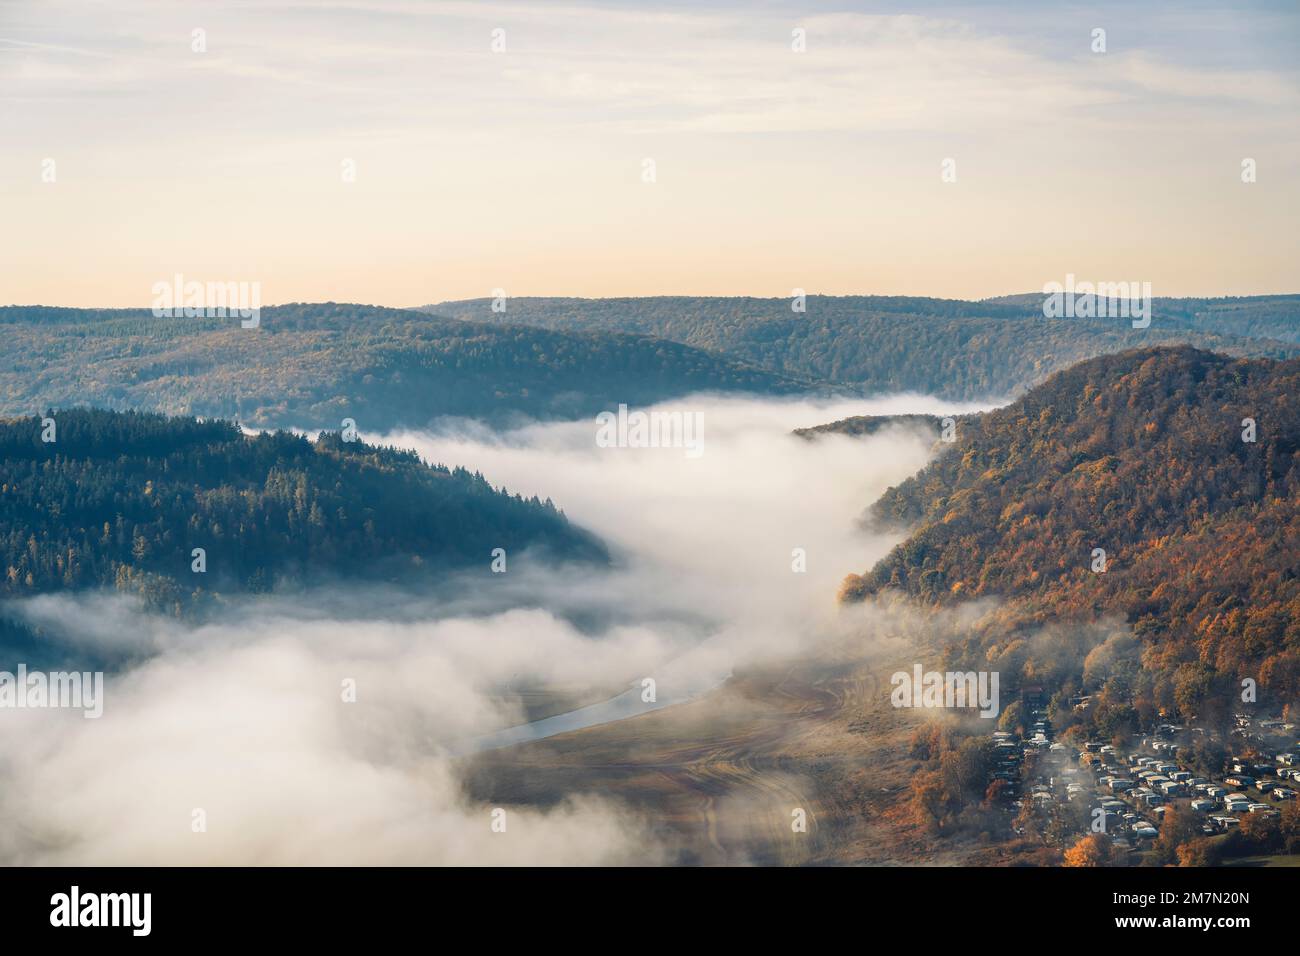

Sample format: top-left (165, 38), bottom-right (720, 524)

top-left (835, 347), bottom-right (1300, 725)
top-left (0, 408), bottom-right (606, 615)
top-left (424, 294), bottom-right (1300, 400)
top-left (794, 413), bottom-right (949, 441)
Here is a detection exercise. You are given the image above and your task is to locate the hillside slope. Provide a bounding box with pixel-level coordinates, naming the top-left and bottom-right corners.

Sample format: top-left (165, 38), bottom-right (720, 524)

top-left (0, 408), bottom-right (606, 613)
top-left (0, 304), bottom-right (813, 430)
top-left (838, 347), bottom-right (1299, 718)
top-left (423, 295), bottom-right (1300, 400)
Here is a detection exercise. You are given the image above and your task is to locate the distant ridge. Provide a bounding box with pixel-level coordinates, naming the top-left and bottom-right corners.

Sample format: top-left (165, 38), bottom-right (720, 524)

top-left (422, 294), bottom-right (1300, 400)
top-left (0, 303), bottom-right (814, 430)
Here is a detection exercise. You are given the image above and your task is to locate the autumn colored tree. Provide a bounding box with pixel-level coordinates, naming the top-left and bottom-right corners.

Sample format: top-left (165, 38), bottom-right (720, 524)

top-left (1279, 801), bottom-right (1300, 854)
top-left (1235, 813), bottom-right (1282, 855)
top-left (911, 770), bottom-right (949, 833)
top-left (1176, 838), bottom-right (1220, 867)
top-left (1064, 833), bottom-right (1115, 867)
top-left (939, 737), bottom-right (993, 804)
top-left (1152, 809), bottom-right (1203, 866)
top-left (909, 731), bottom-right (994, 833)
top-left (997, 700), bottom-right (1024, 734)
top-left (841, 348), bottom-right (1300, 719)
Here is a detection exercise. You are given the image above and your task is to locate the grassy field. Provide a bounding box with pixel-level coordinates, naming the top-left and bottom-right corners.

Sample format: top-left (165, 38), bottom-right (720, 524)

top-left (458, 634), bottom-right (981, 865)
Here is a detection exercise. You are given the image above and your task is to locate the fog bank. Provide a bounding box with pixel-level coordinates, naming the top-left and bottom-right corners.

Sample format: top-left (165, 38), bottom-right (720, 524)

top-left (0, 393), bottom-right (984, 864)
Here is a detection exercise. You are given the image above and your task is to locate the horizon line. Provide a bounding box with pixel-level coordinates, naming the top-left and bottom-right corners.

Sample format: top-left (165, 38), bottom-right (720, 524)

top-left (6, 290), bottom-right (1300, 312)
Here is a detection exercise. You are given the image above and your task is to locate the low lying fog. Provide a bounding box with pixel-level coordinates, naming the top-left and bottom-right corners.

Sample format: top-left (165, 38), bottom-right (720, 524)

top-left (0, 393), bottom-right (985, 865)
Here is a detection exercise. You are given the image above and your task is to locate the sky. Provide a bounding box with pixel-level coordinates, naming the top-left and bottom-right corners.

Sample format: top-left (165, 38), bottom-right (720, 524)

top-left (2, 0), bottom-right (1297, 307)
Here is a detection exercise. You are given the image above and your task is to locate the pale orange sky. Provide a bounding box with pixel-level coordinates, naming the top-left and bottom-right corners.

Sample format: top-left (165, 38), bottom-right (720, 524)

top-left (3, 0), bottom-right (1298, 307)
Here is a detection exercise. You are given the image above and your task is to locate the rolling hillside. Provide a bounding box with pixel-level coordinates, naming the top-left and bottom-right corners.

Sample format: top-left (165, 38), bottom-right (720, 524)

top-left (423, 295), bottom-right (1300, 400)
top-left (0, 408), bottom-right (606, 611)
top-left (835, 347), bottom-right (1300, 724)
top-left (0, 303), bottom-right (813, 430)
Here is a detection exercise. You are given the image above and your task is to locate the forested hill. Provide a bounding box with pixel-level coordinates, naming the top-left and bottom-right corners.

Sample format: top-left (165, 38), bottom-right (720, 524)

top-left (793, 413), bottom-right (949, 441)
top-left (839, 347), bottom-right (1300, 718)
top-left (422, 295), bottom-right (1300, 400)
top-left (986, 293), bottom-right (1300, 344)
top-left (0, 303), bottom-right (811, 430)
top-left (0, 409), bottom-right (606, 613)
